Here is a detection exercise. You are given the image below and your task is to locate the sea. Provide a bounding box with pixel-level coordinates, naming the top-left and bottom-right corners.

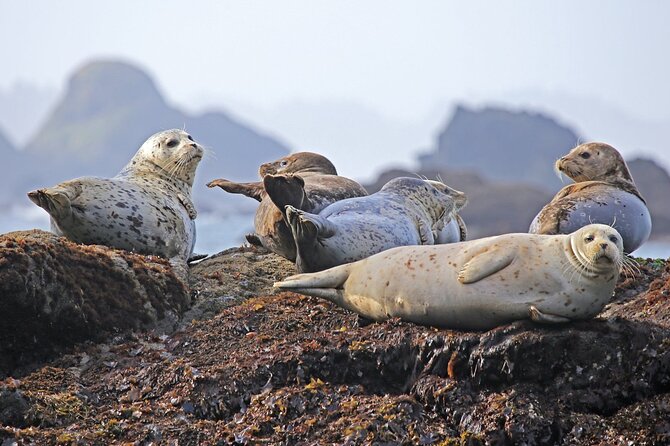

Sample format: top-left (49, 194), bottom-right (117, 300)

top-left (2, 205), bottom-right (670, 260)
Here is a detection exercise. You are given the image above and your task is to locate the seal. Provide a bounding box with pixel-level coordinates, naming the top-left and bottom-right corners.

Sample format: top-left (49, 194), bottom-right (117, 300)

top-left (275, 224), bottom-right (623, 330)
top-left (207, 152), bottom-right (367, 260)
top-left (529, 142), bottom-right (651, 253)
top-left (285, 177), bottom-right (468, 273)
top-left (28, 129), bottom-right (203, 264)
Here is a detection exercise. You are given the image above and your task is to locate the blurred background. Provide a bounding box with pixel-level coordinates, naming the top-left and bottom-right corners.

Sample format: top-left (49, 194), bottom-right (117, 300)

top-left (2, 1), bottom-right (669, 256)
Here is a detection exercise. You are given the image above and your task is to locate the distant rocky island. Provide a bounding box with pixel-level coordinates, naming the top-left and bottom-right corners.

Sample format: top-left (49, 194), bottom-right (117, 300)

top-left (3, 60), bottom-right (670, 242)
top-left (369, 105), bottom-right (670, 241)
top-left (418, 105), bottom-right (580, 191)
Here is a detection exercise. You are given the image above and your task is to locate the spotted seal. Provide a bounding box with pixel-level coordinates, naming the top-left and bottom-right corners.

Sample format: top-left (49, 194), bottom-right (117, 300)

top-left (285, 177), bottom-right (467, 273)
top-left (28, 129), bottom-right (203, 264)
top-left (529, 142), bottom-right (651, 253)
top-left (275, 224), bottom-right (623, 330)
top-left (207, 152), bottom-right (367, 260)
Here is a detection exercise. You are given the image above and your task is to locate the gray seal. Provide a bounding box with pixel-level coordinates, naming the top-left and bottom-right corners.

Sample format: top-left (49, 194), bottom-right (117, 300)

top-left (28, 129), bottom-right (203, 264)
top-left (207, 152), bottom-right (367, 260)
top-left (529, 142), bottom-right (651, 253)
top-left (275, 224), bottom-right (623, 330)
top-left (285, 177), bottom-right (467, 273)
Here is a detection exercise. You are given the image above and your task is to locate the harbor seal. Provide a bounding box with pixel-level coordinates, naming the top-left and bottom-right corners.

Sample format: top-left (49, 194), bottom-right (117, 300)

top-left (529, 142), bottom-right (651, 253)
top-left (285, 177), bottom-right (468, 273)
top-left (275, 224), bottom-right (623, 330)
top-left (28, 129), bottom-right (203, 264)
top-left (207, 152), bottom-right (367, 260)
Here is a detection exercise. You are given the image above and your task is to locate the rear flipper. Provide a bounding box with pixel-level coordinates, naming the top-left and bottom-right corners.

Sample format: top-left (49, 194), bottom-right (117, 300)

top-left (285, 205), bottom-right (338, 272)
top-left (274, 262), bottom-right (352, 303)
top-left (206, 178), bottom-right (265, 202)
top-left (27, 184), bottom-right (80, 223)
top-left (264, 174), bottom-right (312, 217)
top-left (245, 233), bottom-right (264, 247)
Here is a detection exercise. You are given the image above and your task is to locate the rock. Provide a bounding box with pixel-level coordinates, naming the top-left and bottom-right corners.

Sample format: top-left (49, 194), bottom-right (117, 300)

top-left (0, 230), bottom-right (189, 377)
top-left (0, 249), bottom-right (668, 444)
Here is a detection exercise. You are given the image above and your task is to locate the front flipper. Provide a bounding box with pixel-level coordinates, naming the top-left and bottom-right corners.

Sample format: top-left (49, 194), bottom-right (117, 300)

top-left (206, 178), bottom-right (265, 202)
top-left (418, 218), bottom-right (435, 245)
top-left (264, 174), bottom-right (312, 216)
top-left (529, 306), bottom-right (571, 324)
top-left (177, 192), bottom-right (197, 219)
top-left (457, 246), bottom-right (517, 284)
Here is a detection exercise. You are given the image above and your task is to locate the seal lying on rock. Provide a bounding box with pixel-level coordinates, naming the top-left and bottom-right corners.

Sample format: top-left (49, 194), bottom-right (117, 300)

top-left (28, 129), bottom-right (203, 264)
top-left (529, 142), bottom-right (651, 253)
top-left (207, 152), bottom-right (367, 261)
top-left (275, 224), bottom-right (623, 330)
top-left (285, 177), bottom-right (467, 273)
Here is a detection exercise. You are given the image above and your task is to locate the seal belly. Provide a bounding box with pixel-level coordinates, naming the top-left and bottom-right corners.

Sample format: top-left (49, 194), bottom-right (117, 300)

top-left (530, 189), bottom-right (651, 253)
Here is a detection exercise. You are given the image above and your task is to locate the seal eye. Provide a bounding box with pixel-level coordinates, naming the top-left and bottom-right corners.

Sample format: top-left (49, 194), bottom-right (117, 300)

top-left (280, 160), bottom-right (288, 167)
top-left (579, 152), bottom-right (591, 159)
top-left (166, 139), bottom-right (179, 148)
top-left (584, 235), bottom-right (594, 243)
top-left (609, 235), bottom-right (618, 243)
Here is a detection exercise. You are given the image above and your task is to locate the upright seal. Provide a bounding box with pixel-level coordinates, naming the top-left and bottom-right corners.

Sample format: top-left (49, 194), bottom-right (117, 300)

top-left (28, 129), bottom-right (203, 264)
top-left (529, 142), bottom-right (651, 253)
top-left (207, 152), bottom-right (367, 261)
top-left (275, 224), bottom-right (623, 330)
top-left (285, 177), bottom-right (467, 272)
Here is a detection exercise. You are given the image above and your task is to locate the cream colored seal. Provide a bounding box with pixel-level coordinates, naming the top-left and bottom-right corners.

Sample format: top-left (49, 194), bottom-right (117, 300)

top-left (28, 129), bottom-right (203, 264)
top-left (275, 224), bottom-right (623, 330)
top-left (530, 142), bottom-right (651, 253)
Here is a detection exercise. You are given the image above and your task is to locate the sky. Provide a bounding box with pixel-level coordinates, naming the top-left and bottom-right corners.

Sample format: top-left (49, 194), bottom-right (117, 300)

top-left (2, 0), bottom-right (670, 179)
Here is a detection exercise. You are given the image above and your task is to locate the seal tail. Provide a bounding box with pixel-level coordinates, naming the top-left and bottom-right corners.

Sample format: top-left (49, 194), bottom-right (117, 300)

top-left (274, 262), bottom-right (352, 303)
top-left (27, 187), bottom-right (75, 221)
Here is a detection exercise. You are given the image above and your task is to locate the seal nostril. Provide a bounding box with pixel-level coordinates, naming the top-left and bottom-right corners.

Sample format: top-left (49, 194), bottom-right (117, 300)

top-left (600, 243), bottom-right (608, 250)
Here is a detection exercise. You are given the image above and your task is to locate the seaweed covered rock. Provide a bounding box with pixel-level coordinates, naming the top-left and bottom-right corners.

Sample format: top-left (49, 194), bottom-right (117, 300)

top-left (1, 249), bottom-right (669, 445)
top-left (0, 230), bottom-right (189, 376)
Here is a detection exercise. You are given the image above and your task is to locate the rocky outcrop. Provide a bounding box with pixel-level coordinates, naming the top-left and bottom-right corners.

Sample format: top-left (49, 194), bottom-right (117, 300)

top-left (418, 105), bottom-right (580, 191)
top-left (1, 247), bottom-right (669, 444)
top-left (19, 60), bottom-right (290, 213)
top-left (0, 230), bottom-right (189, 377)
top-left (630, 158), bottom-right (670, 240)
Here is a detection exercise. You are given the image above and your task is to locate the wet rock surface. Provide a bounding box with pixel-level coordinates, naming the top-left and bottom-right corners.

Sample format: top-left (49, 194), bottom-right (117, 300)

top-left (0, 230), bottom-right (189, 378)
top-left (0, 242), bottom-right (669, 445)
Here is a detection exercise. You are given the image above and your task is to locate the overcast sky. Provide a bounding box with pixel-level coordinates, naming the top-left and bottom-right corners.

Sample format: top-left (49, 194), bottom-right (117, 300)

top-left (2, 1), bottom-right (670, 178)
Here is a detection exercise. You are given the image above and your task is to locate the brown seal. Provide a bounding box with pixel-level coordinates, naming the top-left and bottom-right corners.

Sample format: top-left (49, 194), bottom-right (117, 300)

top-left (529, 142), bottom-right (651, 253)
top-left (207, 152), bottom-right (367, 260)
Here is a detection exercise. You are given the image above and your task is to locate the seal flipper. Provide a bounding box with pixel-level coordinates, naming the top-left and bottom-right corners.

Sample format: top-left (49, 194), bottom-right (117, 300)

top-left (206, 178), bottom-right (265, 202)
top-left (457, 246), bottom-right (517, 284)
top-left (455, 214), bottom-right (467, 241)
top-left (27, 183), bottom-right (82, 223)
top-left (529, 306), bottom-right (571, 324)
top-left (286, 205), bottom-right (337, 272)
top-left (264, 174), bottom-right (311, 215)
top-left (274, 263), bottom-right (352, 304)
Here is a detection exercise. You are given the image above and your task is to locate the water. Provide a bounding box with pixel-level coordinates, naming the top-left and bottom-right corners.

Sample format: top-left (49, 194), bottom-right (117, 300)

top-left (2, 205), bottom-right (670, 259)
